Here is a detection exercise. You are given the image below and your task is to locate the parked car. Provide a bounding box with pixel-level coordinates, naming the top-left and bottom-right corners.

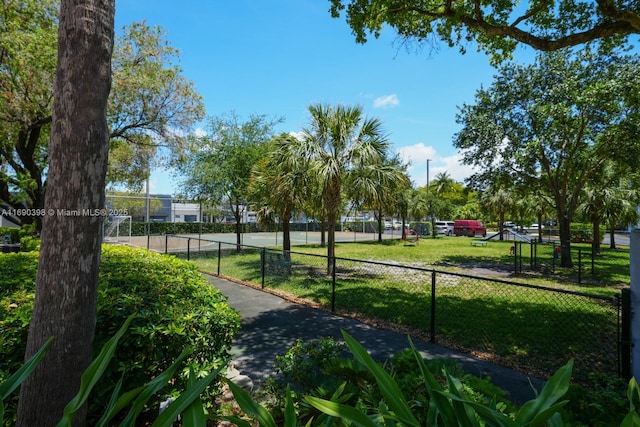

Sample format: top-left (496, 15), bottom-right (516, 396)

top-left (435, 221), bottom-right (455, 236)
top-left (525, 223), bottom-right (545, 233)
top-left (453, 219), bottom-right (487, 237)
top-left (384, 221), bottom-right (392, 230)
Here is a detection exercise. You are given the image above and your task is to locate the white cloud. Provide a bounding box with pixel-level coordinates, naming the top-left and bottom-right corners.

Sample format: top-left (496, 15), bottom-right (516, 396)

top-left (395, 143), bottom-right (479, 187)
top-left (373, 94), bottom-right (400, 109)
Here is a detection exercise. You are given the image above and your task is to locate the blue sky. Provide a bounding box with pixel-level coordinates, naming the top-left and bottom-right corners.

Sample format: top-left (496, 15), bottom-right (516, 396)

top-left (115, 0), bottom-right (535, 195)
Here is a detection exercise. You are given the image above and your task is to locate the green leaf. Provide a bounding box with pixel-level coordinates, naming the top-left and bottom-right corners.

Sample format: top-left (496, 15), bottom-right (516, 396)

top-left (341, 330), bottom-right (419, 426)
top-left (151, 363), bottom-right (223, 427)
top-left (284, 385), bottom-right (297, 427)
top-left (408, 337), bottom-right (459, 424)
top-left (118, 346), bottom-right (193, 426)
top-left (56, 314), bottom-right (136, 427)
top-left (515, 359), bottom-right (572, 425)
top-left (223, 378), bottom-right (277, 427)
top-left (305, 396), bottom-right (380, 427)
top-left (0, 337), bottom-right (52, 400)
top-left (95, 383), bottom-right (145, 427)
top-left (180, 367), bottom-right (207, 427)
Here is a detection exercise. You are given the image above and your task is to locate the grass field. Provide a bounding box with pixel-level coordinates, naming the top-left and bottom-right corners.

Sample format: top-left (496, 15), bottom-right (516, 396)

top-left (187, 236), bottom-right (629, 382)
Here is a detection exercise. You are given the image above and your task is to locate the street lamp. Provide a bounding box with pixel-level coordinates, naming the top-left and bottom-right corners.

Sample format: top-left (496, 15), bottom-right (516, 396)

top-left (427, 159), bottom-right (435, 238)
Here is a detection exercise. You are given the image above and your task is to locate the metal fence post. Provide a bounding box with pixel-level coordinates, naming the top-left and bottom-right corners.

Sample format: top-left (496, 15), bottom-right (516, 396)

top-left (578, 248), bottom-right (582, 284)
top-left (621, 288), bottom-right (631, 379)
top-left (261, 247), bottom-right (266, 289)
top-left (217, 242), bottom-right (221, 275)
top-left (187, 238), bottom-right (191, 261)
top-left (430, 270), bottom-right (436, 343)
top-left (165, 234), bottom-right (168, 254)
top-left (331, 256), bottom-right (337, 313)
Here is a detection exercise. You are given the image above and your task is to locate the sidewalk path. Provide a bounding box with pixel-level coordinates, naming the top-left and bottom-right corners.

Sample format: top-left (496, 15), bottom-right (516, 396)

top-left (206, 274), bottom-right (544, 406)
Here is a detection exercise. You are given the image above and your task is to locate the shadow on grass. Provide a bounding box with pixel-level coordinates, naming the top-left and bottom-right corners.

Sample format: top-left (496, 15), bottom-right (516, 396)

top-left (290, 275), bottom-right (618, 383)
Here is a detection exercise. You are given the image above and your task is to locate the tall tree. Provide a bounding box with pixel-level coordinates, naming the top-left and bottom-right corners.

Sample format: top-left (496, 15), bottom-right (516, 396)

top-left (107, 22), bottom-right (205, 190)
top-left (299, 104), bottom-right (390, 274)
top-left (578, 163), bottom-right (640, 254)
top-left (178, 112), bottom-right (282, 248)
top-left (349, 153), bottom-right (410, 242)
top-left (329, 0), bottom-right (639, 62)
top-left (479, 187), bottom-right (516, 241)
top-left (249, 133), bottom-right (309, 256)
top-left (455, 49), bottom-right (640, 267)
top-left (0, 0), bottom-right (58, 226)
top-left (17, 0), bottom-right (115, 425)
top-left (0, 6), bottom-right (204, 226)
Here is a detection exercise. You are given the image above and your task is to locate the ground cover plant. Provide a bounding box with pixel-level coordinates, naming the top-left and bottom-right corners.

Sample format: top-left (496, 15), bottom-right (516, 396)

top-left (0, 245), bottom-right (240, 424)
top-left (224, 330), bottom-right (639, 426)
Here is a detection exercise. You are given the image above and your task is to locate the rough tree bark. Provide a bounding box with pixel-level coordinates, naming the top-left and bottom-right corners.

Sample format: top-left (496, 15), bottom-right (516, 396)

top-left (16, 0), bottom-right (115, 426)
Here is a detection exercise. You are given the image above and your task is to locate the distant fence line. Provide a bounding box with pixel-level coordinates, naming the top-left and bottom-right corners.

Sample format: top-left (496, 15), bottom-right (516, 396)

top-left (139, 234), bottom-right (629, 384)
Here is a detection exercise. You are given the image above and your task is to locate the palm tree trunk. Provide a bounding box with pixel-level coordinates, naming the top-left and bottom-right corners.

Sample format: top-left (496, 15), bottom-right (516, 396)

top-left (609, 222), bottom-right (617, 249)
top-left (282, 211), bottom-right (292, 261)
top-left (17, 1), bottom-right (115, 424)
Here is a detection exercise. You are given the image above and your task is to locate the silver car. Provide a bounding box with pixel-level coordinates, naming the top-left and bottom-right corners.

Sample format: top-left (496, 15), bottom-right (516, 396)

top-left (435, 221), bottom-right (455, 236)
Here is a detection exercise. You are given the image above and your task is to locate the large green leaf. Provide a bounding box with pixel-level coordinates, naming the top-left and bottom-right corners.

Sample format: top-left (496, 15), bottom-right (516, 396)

top-left (0, 337), bottom-right (52, 400)
top-left (341, 330), bottom-right (419, 426)
top-left (151, 363), bottom-right (223, 427)
top-left (514, 359), bottom-right (572, 425)
top-left (305, 396), bottom-right (379, 427)
top-left (222, 378), bottom-right (277, 427)
top-left (56, 314), bottom-right (136, 427)
top-left (180, 367), bottom-right (207, 427)
top-left (114, 346), bottom-right (194, 426)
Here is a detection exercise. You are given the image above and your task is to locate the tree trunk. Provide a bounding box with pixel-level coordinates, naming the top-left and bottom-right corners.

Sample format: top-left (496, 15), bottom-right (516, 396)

top-left (592, 215), bottom-right (602, 256)
top-left (17, 1), bottom-right (115, 426)
top-left (282, 211), bottom-right (291, 261)
top-left (320, 217), bottom-right (326, 247)
top-left (377, 207), bottom-right (383, 242)
top-left (558, 215), bottom-right (573, 268)
top-left (609, 222), bottom-right (617, 249)
top-left (325, 184), bottom-right (340, 276)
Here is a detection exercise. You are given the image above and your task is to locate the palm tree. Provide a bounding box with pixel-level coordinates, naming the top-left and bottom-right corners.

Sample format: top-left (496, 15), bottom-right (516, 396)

top-left (479, 187), bottom-right (515, 241)
top-left (300, 103), bottom-right (390, 274)
top-left (249, 133), bottom-right (309, 258)
top-left (350, 153), bottom-right (410, 242)
top-left (432, 172), bottom-right (456, 196)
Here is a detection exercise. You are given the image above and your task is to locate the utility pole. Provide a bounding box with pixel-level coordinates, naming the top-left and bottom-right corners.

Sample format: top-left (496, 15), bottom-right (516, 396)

top-left (427, 159), bottom-right (435, 238)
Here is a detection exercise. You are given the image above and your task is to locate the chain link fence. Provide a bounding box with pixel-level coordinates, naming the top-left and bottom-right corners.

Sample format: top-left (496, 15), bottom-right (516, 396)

top-left (143, 234), bottom-right (625, 383)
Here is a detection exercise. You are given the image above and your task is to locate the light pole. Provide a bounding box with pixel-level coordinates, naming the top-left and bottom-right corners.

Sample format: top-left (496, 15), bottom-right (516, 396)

top-left (427, 159), bottom-right (435, 237)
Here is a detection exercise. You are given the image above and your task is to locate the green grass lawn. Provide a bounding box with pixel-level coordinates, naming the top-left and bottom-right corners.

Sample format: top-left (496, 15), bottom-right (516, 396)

top-left (187, 236), bottom-right (629, 382)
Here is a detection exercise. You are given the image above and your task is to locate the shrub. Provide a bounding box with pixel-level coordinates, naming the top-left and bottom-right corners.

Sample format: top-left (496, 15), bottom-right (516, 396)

top-left (0, 227), bottom-right (20, 244)
top-left (0, 245), bottom-right (240, 424)
top-left (260, 337), bottom-right (517, 426)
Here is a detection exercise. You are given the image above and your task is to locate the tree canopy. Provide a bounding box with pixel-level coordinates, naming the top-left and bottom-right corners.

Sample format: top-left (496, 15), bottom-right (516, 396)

top-left (0, 1), bottom-right (204, 225)
top-left (454, 48), bottom-right (640, 266)
top-left (177, 112), bottom-right (283, 246)
top-left (329, 0), bottom-right (640, 62)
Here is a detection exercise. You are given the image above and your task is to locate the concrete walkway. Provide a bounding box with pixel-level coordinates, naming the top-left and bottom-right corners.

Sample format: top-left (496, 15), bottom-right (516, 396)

top-left (206, 274), bottom-right (545, 406)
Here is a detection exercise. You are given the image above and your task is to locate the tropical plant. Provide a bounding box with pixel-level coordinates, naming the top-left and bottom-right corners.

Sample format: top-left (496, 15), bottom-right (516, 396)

top-left (1, 316), bottom-right (226, 427)
top-left (250, 133), bottom-right (311, 257)
top-left (298, 103), bottom-right (392, 274)
top-left (225, 331), bottom-right (581, 426)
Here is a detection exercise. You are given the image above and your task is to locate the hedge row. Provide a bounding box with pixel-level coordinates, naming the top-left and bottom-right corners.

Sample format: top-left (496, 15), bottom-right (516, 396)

top-left (0, 245), bottom-right (241, 423)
